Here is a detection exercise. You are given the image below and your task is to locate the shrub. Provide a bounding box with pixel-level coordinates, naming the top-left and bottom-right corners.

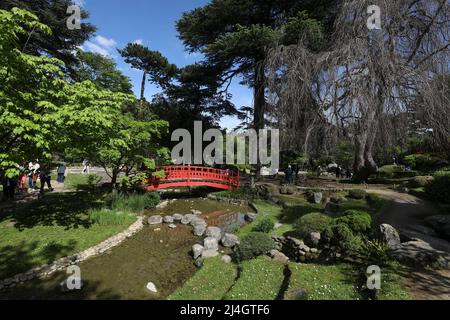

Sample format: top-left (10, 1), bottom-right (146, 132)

top-left (88, 208), bottom-right (134, 226)
top-left (335, 210), bottom-right (372, 234)
top-left (408, 176), bottom-right (433, 188)
top-left (348, 189), bottom-right (367, 199)
top-left (294, 212), bottom-right (332, 238)
top-left (425, 171), bottom-right (450, 204)
top-left (403, 153), bottom-right (448, 172)
top-left (252, 218), bottom-right (275, 233)
top-left (365, 193), bottom-right (384, 209)
top-left (235, 232), bottom-right (275, 261)
top-left (328, 223), bottom-right (364, 253)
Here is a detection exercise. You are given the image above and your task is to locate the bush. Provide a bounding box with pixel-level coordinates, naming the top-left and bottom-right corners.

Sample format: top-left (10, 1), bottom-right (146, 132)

top-left (235, 232), bottom-right (275, 261)
top-left (294, 212), bottom-right (332, 238)
top-left (365, 193), bottom-right (384, 209)
top-left (408, 176), bottom-right (433, 188)
top-left (348, 189), bottom-right (367, 199)
top-left (325, 223), bottom-right (363, 254)
top-left (425, 171), bottom-right (450, 204)
top-left (334, 210), bottom-right (372, 234)
top-left (88, 208), bottom-right (135, 226)
top-left (403, 153), bottom-right (448, 172)
top-left (252, 218), bottom-right (275, 233)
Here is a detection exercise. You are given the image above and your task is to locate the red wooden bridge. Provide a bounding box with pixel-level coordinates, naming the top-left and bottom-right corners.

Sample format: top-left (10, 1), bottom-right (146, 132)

top-left (146, 165), bottom-right (240, 191)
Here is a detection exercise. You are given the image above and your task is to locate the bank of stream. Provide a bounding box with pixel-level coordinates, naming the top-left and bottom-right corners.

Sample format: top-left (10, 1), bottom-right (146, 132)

top-left (0, 197), bottom-right (254, 300)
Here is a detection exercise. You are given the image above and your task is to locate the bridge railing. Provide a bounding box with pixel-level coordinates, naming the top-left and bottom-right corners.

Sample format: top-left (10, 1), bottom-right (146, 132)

top-left (147, 165), bottom-right (240, 188)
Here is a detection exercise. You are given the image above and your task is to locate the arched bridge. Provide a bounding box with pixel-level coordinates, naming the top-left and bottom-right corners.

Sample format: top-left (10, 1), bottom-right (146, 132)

top-left (146, 165), bottom-right (240, 191)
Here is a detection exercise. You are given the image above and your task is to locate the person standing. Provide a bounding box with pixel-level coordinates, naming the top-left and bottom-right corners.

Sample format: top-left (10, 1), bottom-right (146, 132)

top-left (285, 165), bottom-right (294, 184)
top-left (82, 159), bottom-right (90, 174)
top-left (56, 162), bottom-right (66, 183)
top-left (39, 163), bottom-right (54, 194)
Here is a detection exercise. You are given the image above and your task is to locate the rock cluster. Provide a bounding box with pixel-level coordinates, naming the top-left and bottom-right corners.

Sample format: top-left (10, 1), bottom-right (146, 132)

top-left (272, 236), bottom-right (320, 263)
top-left (0, 217), bottom-right (144, 291)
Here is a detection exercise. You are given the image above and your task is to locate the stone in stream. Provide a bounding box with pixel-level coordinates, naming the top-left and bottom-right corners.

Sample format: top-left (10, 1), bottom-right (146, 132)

top-left (146, 282), bottom-right (158, 293)
top-left (148, 215), bottom-right (163, 225)
top-left (163, 216), bottom-right (174, 223)
top-left (173, 214), bottom-right (183, 222)
top-left (181, 214), bottom-right (195, 225)
top-left (192, 244), bottom-right (204, 259)
top-left (205, 227), bottom-right (222, 240)
top-left (193, 224), bottom-right (206, 237)
top-left (203, 237), bottom-right (219, 251)
top-left (245, 213), bottom-right (257, 222)
top-left (221, 234), bottom-right (239, 248)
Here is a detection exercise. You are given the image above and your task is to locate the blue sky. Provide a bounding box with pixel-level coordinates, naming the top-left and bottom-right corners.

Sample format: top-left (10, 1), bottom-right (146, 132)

top-left (76, 0), bottom-right (251, 129)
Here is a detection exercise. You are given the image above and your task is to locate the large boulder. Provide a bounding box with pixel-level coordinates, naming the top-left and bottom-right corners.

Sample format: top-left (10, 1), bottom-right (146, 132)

top-left (378, 224), bottom-right (401, 249)
top-left (204, 237), bottom-right (219, 251)
top-left (221, 234), bottom-right (239, 248)
top-left (191, 217), bottom-right (207, 228)
top-left (192, 244), bottom-right (204, 259)
top-left (148, 215), bottom-right (163, 225)
top-left (205, 227), bottom-right (222, 240)
top-left (393, 240), bottom-right (450, 269)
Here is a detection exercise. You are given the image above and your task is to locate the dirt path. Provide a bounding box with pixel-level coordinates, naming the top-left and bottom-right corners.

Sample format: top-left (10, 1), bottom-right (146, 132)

top-left (364, 189), bottom-right (450, 300)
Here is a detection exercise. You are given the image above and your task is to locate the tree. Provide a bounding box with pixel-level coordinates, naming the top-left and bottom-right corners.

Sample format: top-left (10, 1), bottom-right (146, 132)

top-left (0, 0), bottom-right (96, 77)
top-left (72, 50), bottom-right (133, 93)
top-left (266, 0), bottom-right (450, 180)
top-left (176, 0), bottom-right (337, 174)
top-left (118, 43), bottom-right (177, 117)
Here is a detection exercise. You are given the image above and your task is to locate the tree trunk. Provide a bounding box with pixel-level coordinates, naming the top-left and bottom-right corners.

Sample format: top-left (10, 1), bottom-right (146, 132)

top-left (139, 71), bottom-right (147, 119)
top-left (253, 60), bottom-right (266, 179)
top-left (111, 169), bottom-right (118, 189)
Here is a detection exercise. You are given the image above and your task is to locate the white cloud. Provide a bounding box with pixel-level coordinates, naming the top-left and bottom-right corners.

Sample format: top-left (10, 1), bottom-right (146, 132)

top-left (133, 39), bottom-right (143, 45)
top-left (95, 35), bottom-right (117, 48)
top-left (81, 35), bottom-right (117, 57)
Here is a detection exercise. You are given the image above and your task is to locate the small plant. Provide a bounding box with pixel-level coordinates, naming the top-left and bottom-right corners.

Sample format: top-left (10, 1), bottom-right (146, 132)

top-left (348, 189), bottom-right (367, 199)
top-left (425, 171), bottom-right (450, 204)
top-left (235, 232), bottom-right (275, 261)
top-left (294, 212), bottom-right (332, 238)
top-left (356, 239), bottom-right (395, 267)
top-left (106, 191), bottom-right (160, 213)
top-left (323, 223), bottom-right (364, 254)
top-left (252, 218), bottom-right (275, 233)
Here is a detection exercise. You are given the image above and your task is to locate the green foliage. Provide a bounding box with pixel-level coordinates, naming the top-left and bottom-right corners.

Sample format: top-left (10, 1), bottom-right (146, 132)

top-left (214, 188), bottom-right (256, 201)
top-left (88, 208), bottom-right (135, 226)
top-left (323, 223), bottom-right (363, 254)
top-left (235, 232), bottom-right (275, 261)
top-left (252, 218), bottom-right (275, 233)
top-left (106, 191), bottom-right (160, 213)
top-left (403, 153), bottom-right (448, 172)
top-left (294, 212), bottom-right (332, 238)
top-left (334, 210), bottom-right (372, 234)
top-left (408, 176), bottom-right (433, 188)
top-left (356, 240), bottom-right (394, 267)
top-left (425, 171), bottom-right (450, 204)
top-left (378, 165), bottom-right (417, 178)
top-left (348, 189), bottom-right (367, 200)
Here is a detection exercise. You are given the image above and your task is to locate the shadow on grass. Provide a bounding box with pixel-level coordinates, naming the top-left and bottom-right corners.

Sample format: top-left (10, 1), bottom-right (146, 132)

top-left (0, 240), bottom-right (78, 280)
top-left (0, 192), bottom-right (106, 231)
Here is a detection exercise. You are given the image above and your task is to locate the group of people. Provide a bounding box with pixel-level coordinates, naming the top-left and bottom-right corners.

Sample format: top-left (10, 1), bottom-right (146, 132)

top-left (1, 160), bottom-right (67, 201)
top-left (334, 166), bottom-right (353, 179)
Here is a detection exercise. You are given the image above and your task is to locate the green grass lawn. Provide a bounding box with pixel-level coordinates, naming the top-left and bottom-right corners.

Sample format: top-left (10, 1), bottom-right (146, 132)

top-left (225, 257), bottom-right (286, 300)
top-left (0, 191), bottom-right (137, 279)
top-left (287, 263), bottom-right (360, 300)
top-left (168, 256), bottom-right (238, 300)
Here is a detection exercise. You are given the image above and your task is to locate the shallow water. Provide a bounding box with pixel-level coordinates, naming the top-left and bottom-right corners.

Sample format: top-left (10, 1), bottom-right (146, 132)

top-left (0, 198), bottom-right (252, 300)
